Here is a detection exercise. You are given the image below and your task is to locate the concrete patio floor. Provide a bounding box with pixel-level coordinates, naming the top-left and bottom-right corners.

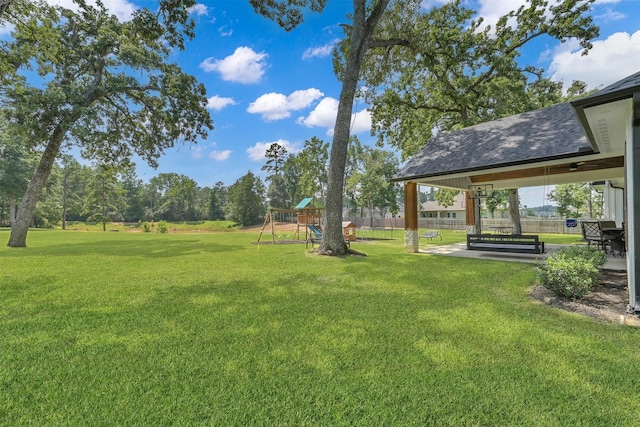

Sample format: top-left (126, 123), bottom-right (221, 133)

top-left (419, 242), bottom-right (627, 271)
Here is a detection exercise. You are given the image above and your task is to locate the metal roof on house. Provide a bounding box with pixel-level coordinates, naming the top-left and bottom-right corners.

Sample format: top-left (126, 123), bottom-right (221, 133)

top-left (393, 102), bottom-right (592, 182)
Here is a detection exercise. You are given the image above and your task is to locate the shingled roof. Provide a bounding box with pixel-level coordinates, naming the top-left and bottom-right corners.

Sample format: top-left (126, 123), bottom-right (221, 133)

top-left (572, 70), bottom-right (640, 108)
top-left (393, 102), bottom-right (592, 182)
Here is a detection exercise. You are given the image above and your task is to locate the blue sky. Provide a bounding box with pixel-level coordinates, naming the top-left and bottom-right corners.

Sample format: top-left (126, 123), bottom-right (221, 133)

top-left (11, 1), bottom-right (640, 206)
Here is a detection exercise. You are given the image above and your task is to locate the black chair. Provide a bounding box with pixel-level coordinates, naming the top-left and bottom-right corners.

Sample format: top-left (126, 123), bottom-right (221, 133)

top-left (580, 220), bottom-right (613, 253)
top-left (599, 221), bottom-right (625, 257)
top-left (599, 220), bottom-right (617, 229)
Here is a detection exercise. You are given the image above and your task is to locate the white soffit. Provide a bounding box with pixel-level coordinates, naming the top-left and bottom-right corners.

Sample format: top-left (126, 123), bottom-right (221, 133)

top-left (582, 98), bottom-right (631, 156)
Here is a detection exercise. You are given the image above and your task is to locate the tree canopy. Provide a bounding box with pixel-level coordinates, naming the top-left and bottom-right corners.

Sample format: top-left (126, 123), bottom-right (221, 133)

top-left (2, 0), bottom-right (212, 247)
top-left (225, 171), bottom-right (266, 226)
top-left (359, 0), bottom-right (598, 158)
top-left (253, 0), bottom-right (598, 255)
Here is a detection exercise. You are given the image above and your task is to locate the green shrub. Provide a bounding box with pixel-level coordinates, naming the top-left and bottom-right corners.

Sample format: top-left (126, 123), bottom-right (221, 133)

top-left (537, 246), bottom-right (606, 299)
top-left (157, 221), bottom-right (168, 234)
top-left (141, 222), bottom-right (153, 233)
top-left (554, 245), bottom-right (607, 267)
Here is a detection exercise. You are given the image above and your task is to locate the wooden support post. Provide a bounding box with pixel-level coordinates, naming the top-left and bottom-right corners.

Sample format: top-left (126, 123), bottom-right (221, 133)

top-left (256, 210), bottom-right (270, 243)
top-left (465, 191), bottom-right (481, 234)
top-left (465, 191), bottom-right (476, 234)
top-left (404, 182), bottom-right (419, 253)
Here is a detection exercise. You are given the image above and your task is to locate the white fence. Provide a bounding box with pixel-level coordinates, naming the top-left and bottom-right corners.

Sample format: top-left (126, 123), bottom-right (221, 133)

top-left (344, 217), bottom-right (583, 235)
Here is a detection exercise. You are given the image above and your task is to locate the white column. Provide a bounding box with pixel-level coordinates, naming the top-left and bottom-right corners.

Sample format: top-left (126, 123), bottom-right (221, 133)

top-left (625, 93), bottom-right (639, 312)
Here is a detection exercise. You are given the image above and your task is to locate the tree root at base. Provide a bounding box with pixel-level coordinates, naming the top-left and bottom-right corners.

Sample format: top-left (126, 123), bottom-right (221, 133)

top-left (311, 247), bottom-right (367, 257)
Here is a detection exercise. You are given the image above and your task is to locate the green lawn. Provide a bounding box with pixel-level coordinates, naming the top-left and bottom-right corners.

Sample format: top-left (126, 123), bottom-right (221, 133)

top-left (1, 229), bottom-right (638, 425)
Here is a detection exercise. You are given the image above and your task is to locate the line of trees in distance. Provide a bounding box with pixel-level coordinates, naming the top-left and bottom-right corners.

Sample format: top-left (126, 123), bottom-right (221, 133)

top-left (0, 135), bottom-right (402, 229)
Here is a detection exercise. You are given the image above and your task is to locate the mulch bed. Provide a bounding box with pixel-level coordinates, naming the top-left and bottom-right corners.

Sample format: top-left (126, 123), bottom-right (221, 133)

top-left (530, 270), bottom-right (640, 326)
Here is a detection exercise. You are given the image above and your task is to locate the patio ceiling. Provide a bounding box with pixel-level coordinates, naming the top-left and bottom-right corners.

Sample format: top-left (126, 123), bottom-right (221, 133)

top-left (421, 155), bottom-right (625, 191)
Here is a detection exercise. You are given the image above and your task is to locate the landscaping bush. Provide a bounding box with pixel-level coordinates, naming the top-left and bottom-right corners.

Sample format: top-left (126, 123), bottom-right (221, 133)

top-left (141, 222), bottom-right (153, 233)
top-left (537, 246), bottom-right (607, 299)
top-left (157, 220), bottom-right (168, 234)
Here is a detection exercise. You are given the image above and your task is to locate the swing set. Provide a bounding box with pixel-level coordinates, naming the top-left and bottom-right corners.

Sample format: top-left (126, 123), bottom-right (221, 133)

top-left (257, 198), bottom-right (325, 244)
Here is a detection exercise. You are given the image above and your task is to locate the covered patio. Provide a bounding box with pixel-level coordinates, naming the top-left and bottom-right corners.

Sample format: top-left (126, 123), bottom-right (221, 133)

top-left (393, 71), bottom-right (639, 313)
top-left (418, 241), bottom-right (627, 271)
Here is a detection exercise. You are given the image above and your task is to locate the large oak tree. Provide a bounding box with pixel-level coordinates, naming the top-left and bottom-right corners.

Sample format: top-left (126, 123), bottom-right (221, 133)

top-left (359, 0), bottom-right (597, 234)
top-left (363, 0), bottom-right (597, 158)
top-left (2, 0), bottom-right (212, 247)
top-left (254, 0), bottom-right (598, 254)
top-left (252, 0), bottom-right (392, 255)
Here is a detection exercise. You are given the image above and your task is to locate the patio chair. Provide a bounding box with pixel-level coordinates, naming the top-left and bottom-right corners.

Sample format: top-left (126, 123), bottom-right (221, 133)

top-left (600, 220), bottom-right (625, 256)
top-left (599, 220), bottom-right (617, 229)
top-left (580, 220), bottom-right (612, 253)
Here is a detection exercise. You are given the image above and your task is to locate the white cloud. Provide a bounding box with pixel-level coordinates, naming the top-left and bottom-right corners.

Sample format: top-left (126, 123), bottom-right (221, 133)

top-left (297, 97), bottom-right (339, 129)
top-left (13, 0), bottom-right (136, 35)
top-left (47, 0), bottom-right (137, 21)
top-left (350, 109), bottom-right (373, 134)
top-left (188, 4), bottom-right (208, 16)
top-left (595, 9), bottom-right (626, 21)
top-left (247, 88), bottom-right (324, 121)
top-left (297, 97), bottom-right (372, 136)
top-left (218, 26), bottom-right (233, 37)
top-left (549, 30), bottom-right (640, 90)
top-left (191, 146), bottom-right (205, 159)
top-left (206, 95), bottom-right (237, 111)
top-left (475, 0), bottom-right (527, 29)
top-left (302, 39), bottom-right (339, 59)
top-left (246, 139), bottom-right (302, 162)
top-left (209, 150), bottom-right (232, 161)
top-left (474, 0), bottom-right (624, 33)
top-left (200, 47), bottom-right (268, 84)
top-left (420, 0), bottom-right (450, 10)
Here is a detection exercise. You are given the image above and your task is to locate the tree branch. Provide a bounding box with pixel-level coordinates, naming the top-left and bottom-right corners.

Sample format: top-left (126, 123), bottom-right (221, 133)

top-left (369, 37), bottom-right (410, 49)
top-left (395, 97), bottom-right (463, 116)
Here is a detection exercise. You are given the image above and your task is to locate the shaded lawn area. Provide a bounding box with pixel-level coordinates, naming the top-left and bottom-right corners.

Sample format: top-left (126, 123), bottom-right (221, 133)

top-left (1, 230), bottom-right (638, 425)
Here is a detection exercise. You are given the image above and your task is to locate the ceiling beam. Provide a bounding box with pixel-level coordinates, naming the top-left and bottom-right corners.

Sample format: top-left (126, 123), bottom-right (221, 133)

top-left (469, 155), bottom-right (624, 183)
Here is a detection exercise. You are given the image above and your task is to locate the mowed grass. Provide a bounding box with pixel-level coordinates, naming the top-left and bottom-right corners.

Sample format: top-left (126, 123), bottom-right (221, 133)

top-left (63, 220), bottom-right (239, 233)
top-left (1, 230), bottom-right (639, 425)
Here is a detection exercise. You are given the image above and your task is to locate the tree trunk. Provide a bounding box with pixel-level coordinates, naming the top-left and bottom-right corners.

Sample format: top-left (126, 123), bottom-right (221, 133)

top-left (62, 174), bottom-right (67, 230)
top-left (7, 125), bottom-right (67, 247)
top-left (508, 189), bottom-right (522, 234)
top-left (102, 195), bottom-right (107, 231)
top-left (319, 0), bottom-right (390, 256)
top-left (369, 201), bottom-right (374, 228)
top-left (0, 0), bottom-right (13, 18)
top-left (7, 191), bottom-right (16, 229)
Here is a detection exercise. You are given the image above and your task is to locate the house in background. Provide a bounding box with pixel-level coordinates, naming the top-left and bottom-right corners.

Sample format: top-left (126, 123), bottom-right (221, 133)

top-left (421, 193), bottom-right (466, 219)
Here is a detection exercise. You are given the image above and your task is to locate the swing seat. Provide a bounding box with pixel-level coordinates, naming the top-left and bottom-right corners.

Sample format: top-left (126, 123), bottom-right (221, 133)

top-left (306, 224), bottom-right (323, 248)
top-left (306, 224), bottom-right (350, 249)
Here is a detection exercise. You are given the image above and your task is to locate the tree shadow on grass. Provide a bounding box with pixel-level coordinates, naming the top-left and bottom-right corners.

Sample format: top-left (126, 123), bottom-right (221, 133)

top-left (1, 238), bottom-right (247, 258)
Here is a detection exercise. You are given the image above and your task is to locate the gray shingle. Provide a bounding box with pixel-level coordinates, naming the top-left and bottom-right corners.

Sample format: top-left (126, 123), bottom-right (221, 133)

top-left (572, 70), bottom-right (640, 108)
top-left (584, 70), bottom-right (640, 99)
top-left (394, 102), bottom-right (591, 181)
